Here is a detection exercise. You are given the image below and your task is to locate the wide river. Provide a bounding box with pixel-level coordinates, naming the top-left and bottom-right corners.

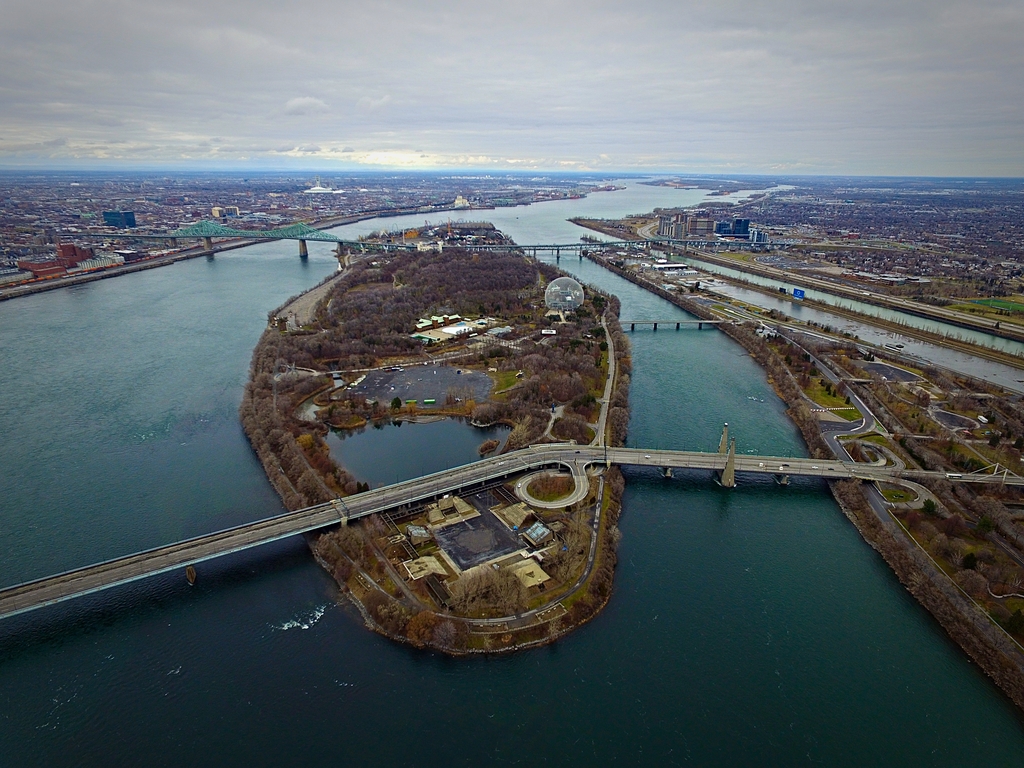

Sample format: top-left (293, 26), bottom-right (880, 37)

top-left (1, 181), bottom-right (1022, 765)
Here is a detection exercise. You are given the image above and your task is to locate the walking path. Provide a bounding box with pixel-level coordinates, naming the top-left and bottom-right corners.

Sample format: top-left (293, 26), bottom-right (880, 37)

top-left (593, 312), bottom-right (616, 447)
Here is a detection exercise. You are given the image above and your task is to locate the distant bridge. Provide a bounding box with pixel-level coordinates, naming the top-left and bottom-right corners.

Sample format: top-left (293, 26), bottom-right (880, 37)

top-left (619, 319), bottom-right (723, 331)
top-left (72, 220), bottom-right (347, 257)
top-left (70, 222), bottom-right (768, 259)
top-left (1, 436), bottom-right (1019, 622)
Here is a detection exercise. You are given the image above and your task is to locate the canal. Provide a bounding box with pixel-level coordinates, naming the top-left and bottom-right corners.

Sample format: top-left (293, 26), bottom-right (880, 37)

top-left (1, 180), bottom-right (1022, 765)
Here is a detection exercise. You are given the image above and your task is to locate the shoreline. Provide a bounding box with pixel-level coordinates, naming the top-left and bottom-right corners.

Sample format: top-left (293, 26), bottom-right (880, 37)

top-left (571, 218), bottom-right (1024, 363)
top-left (580, 248), bottom-right (1024, 713)
top-left (1, 192), bottom-right (615, 304)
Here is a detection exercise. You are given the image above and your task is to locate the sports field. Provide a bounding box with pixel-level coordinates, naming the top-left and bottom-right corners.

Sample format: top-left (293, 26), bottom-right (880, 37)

top-left (970, 297), bottom-right (1024, 313)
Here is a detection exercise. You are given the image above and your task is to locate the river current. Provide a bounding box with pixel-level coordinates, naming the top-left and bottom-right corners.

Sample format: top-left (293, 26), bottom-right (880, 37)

top-left (1, 181), bottom-right (1022, 765)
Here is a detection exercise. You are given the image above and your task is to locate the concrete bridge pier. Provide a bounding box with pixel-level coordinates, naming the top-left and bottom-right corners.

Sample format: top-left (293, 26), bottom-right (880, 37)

top-left (720, 439), bottom-right (737, 488)
top-left (774, 474), bottom-right (790, 486)
top-left (203, 236), bottom-right (214, 251)
top-left (298, 239), bottom-right (308, 258)
top-left (662, 467), bottom-right (673, 478)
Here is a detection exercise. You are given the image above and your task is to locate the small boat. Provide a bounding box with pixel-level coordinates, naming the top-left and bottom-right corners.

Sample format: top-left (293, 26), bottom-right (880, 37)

top-left (185, 565), bottom-right (197, 586)
top-left (883, 342), bottom-right (905, 352)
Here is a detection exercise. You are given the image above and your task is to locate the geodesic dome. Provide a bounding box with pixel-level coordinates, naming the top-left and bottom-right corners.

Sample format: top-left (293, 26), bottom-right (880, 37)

top-left (545, 276), bottom-right (585, 312)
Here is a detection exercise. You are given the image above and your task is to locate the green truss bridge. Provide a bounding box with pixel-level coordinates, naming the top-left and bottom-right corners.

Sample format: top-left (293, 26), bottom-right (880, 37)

top-left (169, 220), bottom-right (344, 256)
top-left (72, 220), bottom-right (353, 256)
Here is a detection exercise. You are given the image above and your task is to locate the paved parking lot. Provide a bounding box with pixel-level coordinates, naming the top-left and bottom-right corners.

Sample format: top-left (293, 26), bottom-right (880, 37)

top-left (349, 365), bottom-right (492, 404)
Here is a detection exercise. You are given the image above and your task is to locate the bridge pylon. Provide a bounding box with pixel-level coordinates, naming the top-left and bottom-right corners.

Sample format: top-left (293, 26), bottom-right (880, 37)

top-left (720, 439), bottom-right (737, 488)
top-left (718, 423), bottom-right (729, 454)
top-left (298, 239), bottom-right (308, 258)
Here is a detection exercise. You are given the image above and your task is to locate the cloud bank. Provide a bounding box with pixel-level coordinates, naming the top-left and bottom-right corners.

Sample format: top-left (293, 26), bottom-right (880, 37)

top-left (0, 0), bottom-right (1021, 174)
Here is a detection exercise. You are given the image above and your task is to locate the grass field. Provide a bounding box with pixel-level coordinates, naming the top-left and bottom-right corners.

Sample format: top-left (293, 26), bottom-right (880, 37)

top-left (971, 297), bottom-right (1024, 313)
top-left (489, 369), bottom-right (520, 392)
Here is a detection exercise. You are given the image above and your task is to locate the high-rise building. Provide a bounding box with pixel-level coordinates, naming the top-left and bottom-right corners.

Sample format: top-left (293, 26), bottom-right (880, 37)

top-left (688, 217), bottom-right (714, 235)
top-left (102, 211), bottom-right (137, 228)
top-left (731, 219), bottom-right (750, 237)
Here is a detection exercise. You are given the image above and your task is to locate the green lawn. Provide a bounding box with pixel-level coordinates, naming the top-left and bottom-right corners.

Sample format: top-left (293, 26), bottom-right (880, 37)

top-left (489, 369), bottom-right (520, 392)
top-left (881, 487), bottom-right (917, 503)
top-left (806, 379), bottom-right (853, 409)
top-left (971, 297), bottom-right (1024, 313)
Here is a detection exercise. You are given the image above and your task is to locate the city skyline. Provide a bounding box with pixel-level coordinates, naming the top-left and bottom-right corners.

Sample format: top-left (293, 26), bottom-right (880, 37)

top-left (2, 0), bottom-right (1023, 176)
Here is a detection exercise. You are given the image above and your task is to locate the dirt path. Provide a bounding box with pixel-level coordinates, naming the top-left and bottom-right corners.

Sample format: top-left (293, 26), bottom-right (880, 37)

top-left (278, 268), bottom-right (346, 327)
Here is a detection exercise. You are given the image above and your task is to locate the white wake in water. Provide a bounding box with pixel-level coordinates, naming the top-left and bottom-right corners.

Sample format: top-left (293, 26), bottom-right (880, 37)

top-left (272, 604), bottom-right (328, 631)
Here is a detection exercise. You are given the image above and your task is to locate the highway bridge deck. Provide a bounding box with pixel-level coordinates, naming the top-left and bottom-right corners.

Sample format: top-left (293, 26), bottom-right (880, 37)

top-left (2, 444), bottom-right (1019, 621)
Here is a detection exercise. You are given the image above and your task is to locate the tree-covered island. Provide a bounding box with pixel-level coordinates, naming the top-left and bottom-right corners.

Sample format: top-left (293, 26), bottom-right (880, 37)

top-left (240, 244), bottom-right (631, 653)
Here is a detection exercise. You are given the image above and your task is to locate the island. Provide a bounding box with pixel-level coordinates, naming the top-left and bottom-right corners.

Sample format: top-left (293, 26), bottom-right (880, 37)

top-left (240, 240), bottom-right (631, 653)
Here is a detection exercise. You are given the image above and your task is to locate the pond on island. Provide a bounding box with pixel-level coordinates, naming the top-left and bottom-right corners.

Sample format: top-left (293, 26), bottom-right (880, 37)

top-left (326, 417), bottom-right (511, 488)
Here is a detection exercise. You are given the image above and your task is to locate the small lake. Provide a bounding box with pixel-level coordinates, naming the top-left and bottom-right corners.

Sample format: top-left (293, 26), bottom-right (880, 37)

top-left (326, 418), bottom-right (510, 488)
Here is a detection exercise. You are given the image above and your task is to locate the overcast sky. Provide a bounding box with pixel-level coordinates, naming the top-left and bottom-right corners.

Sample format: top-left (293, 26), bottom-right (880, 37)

top-left (1, 0), bottom-right (1022, 175)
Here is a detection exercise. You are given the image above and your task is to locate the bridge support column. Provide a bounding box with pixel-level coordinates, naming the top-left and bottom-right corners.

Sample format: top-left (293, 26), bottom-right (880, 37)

top-left (718, 423), bottom-right (730, 454)
top-left (720, 439), bottom-right (736, 488)
top-left (630, 323), bottom-right (635, 331)
top-left (203, 236), bottom-right (213, 251)
top-left (698, 322), bottom-right (703, 330)
top-left (298, 239), bottom-right (308, 258)
top-left (662, 467), bottom-right (673, 478)
top-left (653, 322), bottom-right (658, 331)
top-left (676, 322), bottom-right (680, 330)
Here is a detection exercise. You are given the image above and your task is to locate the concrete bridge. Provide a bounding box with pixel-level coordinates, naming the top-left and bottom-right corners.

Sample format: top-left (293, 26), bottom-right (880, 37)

top-left (620, 319), bottom-right (723, 331)
top-left (3, 438), bottom-right (1017, 622)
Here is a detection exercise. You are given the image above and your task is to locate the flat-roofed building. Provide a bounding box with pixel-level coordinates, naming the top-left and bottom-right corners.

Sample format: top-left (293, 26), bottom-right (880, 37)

top-left (511, 560), bottom-right (551, 589)
top-left (523, 521), bottom-right (553, 547)
top-left (493, 502), bottom-right (532, 531)
top-left (403, 555), bottom-right (447, 581)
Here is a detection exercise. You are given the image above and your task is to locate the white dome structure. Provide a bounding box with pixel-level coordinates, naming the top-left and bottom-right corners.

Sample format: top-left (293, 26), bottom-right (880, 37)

top-left (545, 276), bottom-right (585, 312)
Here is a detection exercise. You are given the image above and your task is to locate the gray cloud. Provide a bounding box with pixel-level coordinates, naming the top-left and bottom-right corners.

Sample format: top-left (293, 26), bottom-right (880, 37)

top-left (0, 0), bottom-right (1022, 174)
top-left (284, 97), bottom-right (329, 115)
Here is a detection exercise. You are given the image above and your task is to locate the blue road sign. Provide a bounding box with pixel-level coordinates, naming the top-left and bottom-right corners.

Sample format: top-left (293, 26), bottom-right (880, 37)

top-left (792, 288), bottom-right (805, 300)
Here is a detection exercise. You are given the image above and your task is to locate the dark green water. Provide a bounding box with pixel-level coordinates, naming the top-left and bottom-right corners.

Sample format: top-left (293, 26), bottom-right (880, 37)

top-left (1, 183), bottom-right (1022, 765)
top-left (327, 419), bottom-right (510, 488)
